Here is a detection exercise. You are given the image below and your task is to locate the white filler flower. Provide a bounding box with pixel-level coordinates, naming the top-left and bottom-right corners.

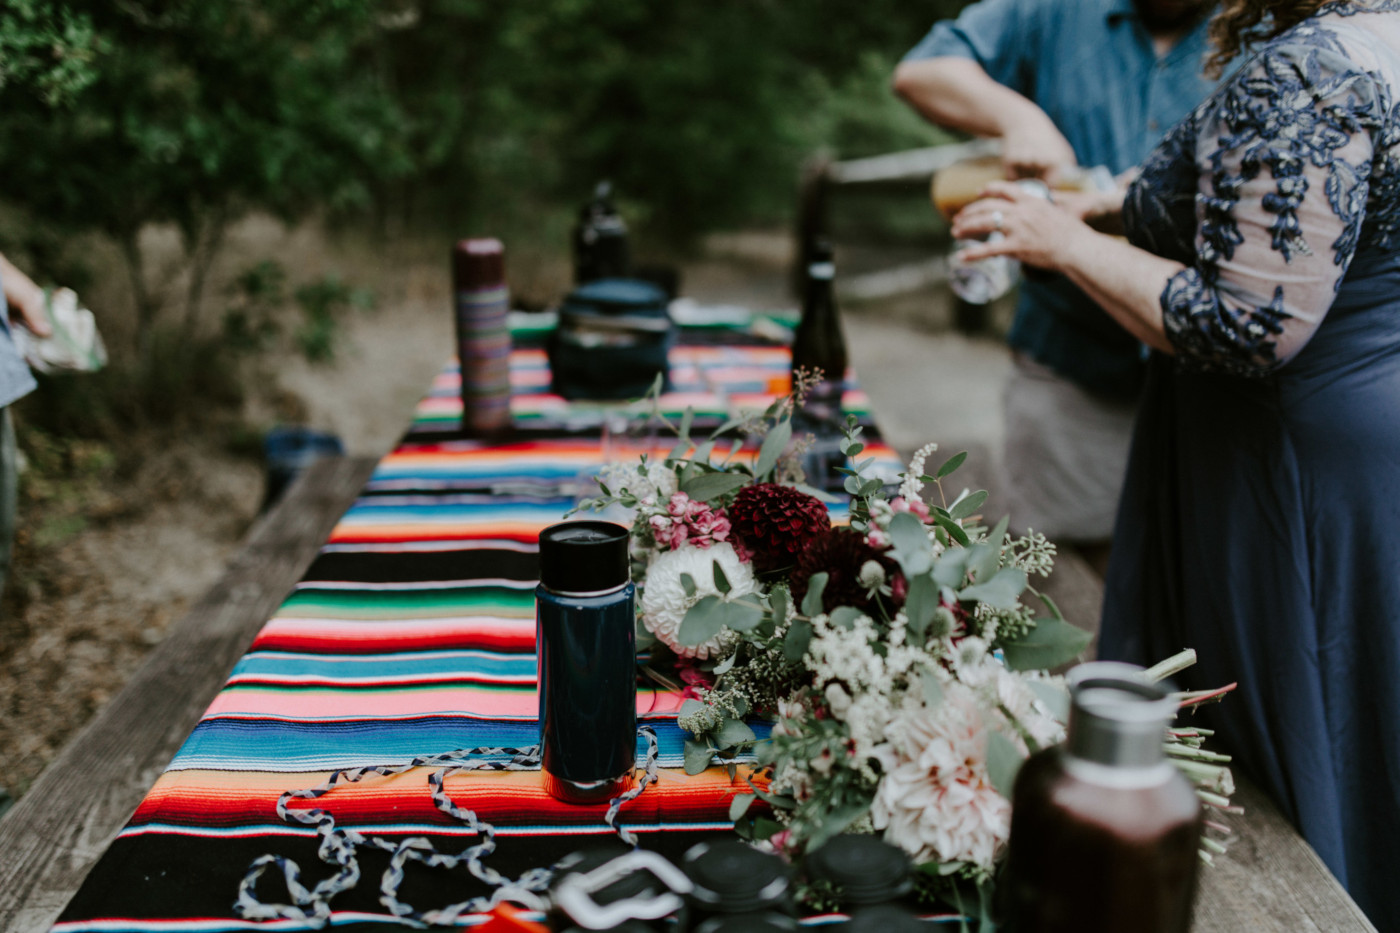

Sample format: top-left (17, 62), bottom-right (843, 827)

top-left (640, 542), bottom-right (757, 659)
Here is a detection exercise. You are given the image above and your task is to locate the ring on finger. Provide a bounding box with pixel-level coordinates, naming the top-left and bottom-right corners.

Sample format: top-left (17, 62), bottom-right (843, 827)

top-left (991, 209), bottom-right (1005, 233)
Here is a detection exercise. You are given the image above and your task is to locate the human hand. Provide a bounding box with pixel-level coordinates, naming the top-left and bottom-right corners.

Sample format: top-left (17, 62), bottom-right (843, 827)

top-left (951, 181), bottom-right (1096, 271)
top-left (0, 254), bottom-right (53, 338)
top-left (999, 109), bottom-right (1076, 181)
top-left (7, 281), bottom-right (51, 339)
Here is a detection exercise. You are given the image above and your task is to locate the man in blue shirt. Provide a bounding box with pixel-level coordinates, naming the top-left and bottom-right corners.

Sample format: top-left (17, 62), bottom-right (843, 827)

top-left (893, 0), bottom-right (1219, 567)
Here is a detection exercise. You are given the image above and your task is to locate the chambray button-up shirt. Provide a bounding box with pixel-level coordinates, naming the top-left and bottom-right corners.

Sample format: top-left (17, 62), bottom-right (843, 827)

top-left (0, 271), bottom-right (39, 409)
top-left (904, 0), bottom-right (1221, 399)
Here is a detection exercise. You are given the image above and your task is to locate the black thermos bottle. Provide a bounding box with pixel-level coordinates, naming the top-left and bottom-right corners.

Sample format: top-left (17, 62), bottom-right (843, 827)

top-left (536, 521), bottom-right (637, 803)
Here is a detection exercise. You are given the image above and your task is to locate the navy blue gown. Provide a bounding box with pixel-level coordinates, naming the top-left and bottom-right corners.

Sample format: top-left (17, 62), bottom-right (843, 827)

top-left (1100, 6), bottom-right (1400, 930)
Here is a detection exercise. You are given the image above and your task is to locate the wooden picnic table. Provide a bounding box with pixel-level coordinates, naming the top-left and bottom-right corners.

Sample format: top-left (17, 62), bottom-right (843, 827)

top-left (0, 399), bottom-right (1379, 931)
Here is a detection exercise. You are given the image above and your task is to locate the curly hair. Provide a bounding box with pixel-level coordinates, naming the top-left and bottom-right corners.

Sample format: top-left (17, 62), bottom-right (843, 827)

top-left (1205, 0), bottom-right (1349, 76)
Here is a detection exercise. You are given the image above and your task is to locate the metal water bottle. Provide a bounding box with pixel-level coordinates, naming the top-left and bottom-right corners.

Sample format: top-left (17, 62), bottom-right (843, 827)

top-left (453, 238), bottom-right (513, 437)
top-left (536, 521), bottom-right (637, 803)
top-left (999, 662), bottom-right (1203, 933)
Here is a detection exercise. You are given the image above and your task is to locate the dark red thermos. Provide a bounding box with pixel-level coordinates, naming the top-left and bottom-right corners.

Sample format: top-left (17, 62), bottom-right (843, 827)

top-left (999, 662), bottom-right (1203, 933)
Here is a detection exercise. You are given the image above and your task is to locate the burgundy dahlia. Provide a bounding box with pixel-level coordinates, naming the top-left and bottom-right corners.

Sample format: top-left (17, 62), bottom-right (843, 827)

top-left (788, 527), bottom-right (902, 618)
top-left (728, 482), bottom-right (831, 574)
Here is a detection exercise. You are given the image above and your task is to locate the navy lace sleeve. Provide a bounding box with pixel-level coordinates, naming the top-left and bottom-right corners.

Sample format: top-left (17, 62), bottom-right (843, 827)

top-left (1146, 35), bottom-right (1384, 375)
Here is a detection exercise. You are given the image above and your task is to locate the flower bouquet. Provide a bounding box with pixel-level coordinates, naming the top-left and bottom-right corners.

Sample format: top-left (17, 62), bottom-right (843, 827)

top-left (575, 373), bottom-right (1235, 917)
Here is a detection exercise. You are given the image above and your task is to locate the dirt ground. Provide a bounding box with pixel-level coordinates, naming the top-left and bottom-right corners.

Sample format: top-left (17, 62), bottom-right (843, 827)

top-left (0, 218), bottom-right (1011, 806)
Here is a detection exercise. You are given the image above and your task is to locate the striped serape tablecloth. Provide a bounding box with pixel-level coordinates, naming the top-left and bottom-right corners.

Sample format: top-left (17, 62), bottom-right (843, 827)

top-left (53, 319), bottom-right (922, 931)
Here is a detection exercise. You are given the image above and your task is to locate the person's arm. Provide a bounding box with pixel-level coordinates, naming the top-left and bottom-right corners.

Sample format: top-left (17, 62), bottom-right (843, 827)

top-left (952, 42), bottom-right (1377, 375)
top-left (892, 57), bottom-right (1075, 180)
top-left (952, 185), bottom-right (1178, 352)
top-left (0, 253), bottom-right (52, 337)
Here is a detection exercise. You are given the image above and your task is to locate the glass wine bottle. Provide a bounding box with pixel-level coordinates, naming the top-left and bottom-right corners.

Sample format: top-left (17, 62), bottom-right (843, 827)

top-left (790, 237), bottom-right (848, 430)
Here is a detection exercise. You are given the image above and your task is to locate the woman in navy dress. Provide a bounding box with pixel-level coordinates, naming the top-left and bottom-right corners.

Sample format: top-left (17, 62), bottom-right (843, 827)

top-left (950, 2), bottom-right (1400, 927)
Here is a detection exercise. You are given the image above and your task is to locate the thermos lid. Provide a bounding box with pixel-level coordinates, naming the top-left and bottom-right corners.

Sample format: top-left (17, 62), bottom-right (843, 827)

top-left (453, 238), bottom-right (505, 288)
top-left (692, 912), bottom-right (799, 932)
top-left (844, 904), bottom-right (926, 932)
top-left (803, 834), bottom-right (913, 906)
top-left (565, 278), bottom-right (669, 314)
top-left (538, 521), bottom-right (631, 594)
top-left (1066, 661), bottom-right (1177, 769)
top-left (682, 839), bottom-right (793, 914)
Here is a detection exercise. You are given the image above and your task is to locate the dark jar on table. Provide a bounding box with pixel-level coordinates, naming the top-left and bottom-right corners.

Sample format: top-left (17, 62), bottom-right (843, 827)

top-left (802, 833), bottom-right (914, 915)
top-left (997, 661), bottom-right (1203, 933)
top-left (680, 839), bottom-right (796, 929)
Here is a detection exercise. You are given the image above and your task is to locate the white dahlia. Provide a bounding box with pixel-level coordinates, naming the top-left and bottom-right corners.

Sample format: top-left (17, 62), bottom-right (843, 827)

top-left (640, 542), bottom-right (756, 659)
top-left (870, 683), bottom-right (1011, 871)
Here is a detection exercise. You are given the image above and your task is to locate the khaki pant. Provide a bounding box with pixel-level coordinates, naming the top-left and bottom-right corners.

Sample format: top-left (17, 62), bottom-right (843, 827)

top-left (1000, 354), bottom-right (1136, 544)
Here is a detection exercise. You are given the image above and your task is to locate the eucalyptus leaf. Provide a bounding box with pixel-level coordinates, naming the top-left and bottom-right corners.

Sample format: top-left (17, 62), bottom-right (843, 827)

top-left (967, 542), bottom-right (1001, 586)
top-left (768, 586), bottom-right (790, 625)
top-left (801, 573), bottom-right (829, 617)
top-left (708, 417), bottom-right (747, 440)
top-left (1028, 679), bottom-right (1071, 721)
top-left (1000, 616), bottom-right (1093, 671)
top-left (716, 717), bottom-right (757, 748)
top-left (680, 573), bottom-right (697, 598)
top-left (804, 802), bottom-right (869, 853)
top-left (691, 439), bottom-right (717, 466)
top-left (782, 618), bottom-right (813, 662)
top-left (935, 450), bottom-right (968, 479)
top-left (752, 817), bottom-right (783, 841)
top-left (904, 573), bottom-right (938, 641)
top-left (829, 606), bottom-right (864, 630)
top-left (989, 514), bottom-right (1011, 548)
top-left (932, 548), bottom-right (970, 588)
top-left (678, 407), bottom-right (694, 444)
top-left (713, 561), bottom-right (732, 594)
top-left (792, 482), bottom-right (842, 503)
top-left (683, 739), bottom-right (715, 775)
top-left (713, 652), bottom-right (738, 676)
top-left (744, 778), bottom-right (797, 810)
top-left (681, 471), bottom-right (750, 502)
top-left (678, 698), bottom-right (705, 721)
top-left (754, 418), bottom-right (793, 480)
top-left (729, 793), bottom-right (756, 821)
top-left (888, 511), bottom-right (933, 576)
top-left (949, 489), bottom-right (989, 521)
top-left (985, 731), bottom-right (1025, 798)
top-left (722, 600), bottom-right (764, 633)
top-left (843, 474), bottom-right (863, 496)
top-left (958, 566), bottom-right (1028, 609)
top-left (934, 512), bottom-right (970, 546)
top-left (679, 595), bottom-right (727, 645)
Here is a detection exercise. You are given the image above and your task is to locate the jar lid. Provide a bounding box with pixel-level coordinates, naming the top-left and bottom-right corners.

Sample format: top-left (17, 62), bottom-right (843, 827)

top-left (693, 912), bottom-right (799, 932)
top-left (453, 238), bottom-right (505, 288)
top-left (538, 521), bottom-right (631, 595)
top-left (804, 834), bottom-right (913, 906)
top-left (1066, 661), bottom-right (1176, 769)
top-left (682, 839), bottom-right (792, 913)
top-left (845, 903), bottom-right (926, 932)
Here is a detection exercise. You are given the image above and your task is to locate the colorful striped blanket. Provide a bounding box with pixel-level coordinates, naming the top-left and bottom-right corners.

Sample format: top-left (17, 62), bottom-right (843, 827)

top-left (52, 322), bottom-right (923, 931)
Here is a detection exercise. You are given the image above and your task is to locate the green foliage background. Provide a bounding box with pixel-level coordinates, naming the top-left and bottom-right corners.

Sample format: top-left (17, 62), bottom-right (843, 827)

top-left (0, 0), bottom-right (966, 251)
